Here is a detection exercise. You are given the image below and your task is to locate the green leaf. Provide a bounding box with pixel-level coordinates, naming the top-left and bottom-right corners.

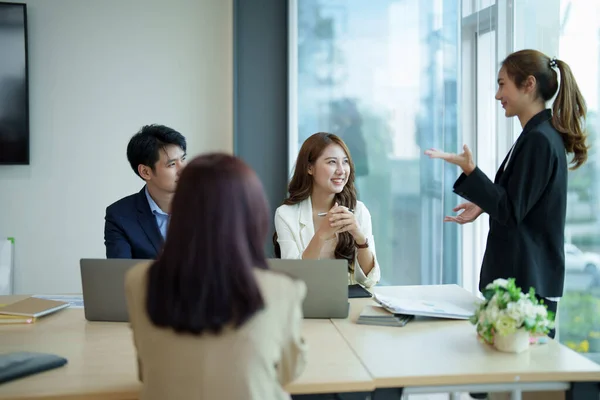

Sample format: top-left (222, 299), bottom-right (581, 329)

top-left (482, 289), bottom-right (495, 300)
top-left (524, 318), bottom-right (535, 330)
top-left (528, 287), bottom-right (537, 299)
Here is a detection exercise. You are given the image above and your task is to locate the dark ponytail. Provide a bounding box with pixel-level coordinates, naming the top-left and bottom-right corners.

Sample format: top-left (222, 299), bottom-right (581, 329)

top-left (501, 50), bottom-right (588, 170)
top-left (552, 59), bottom-right (588, 169)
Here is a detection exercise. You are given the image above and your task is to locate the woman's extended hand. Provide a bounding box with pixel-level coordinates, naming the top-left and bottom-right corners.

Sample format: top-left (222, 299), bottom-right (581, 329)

top-left (444, 202), bottom-right (483, 224)
top-left (425, 144), bottom-right (476, 175)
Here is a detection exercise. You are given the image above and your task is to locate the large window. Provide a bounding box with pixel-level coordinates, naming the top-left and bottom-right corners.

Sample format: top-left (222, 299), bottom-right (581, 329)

top-left (290, 0), bottom-right (600, 364)
top-left (556, 0), bottom-right (600, 362)
top-left (461, 2), bottom-right (498, 294)
top-left (290, 0), bottom-right (461, 286)
top-left (512, 0), bottom-right (600, 362)
top-left (460, 0), bottom-right (517, 295)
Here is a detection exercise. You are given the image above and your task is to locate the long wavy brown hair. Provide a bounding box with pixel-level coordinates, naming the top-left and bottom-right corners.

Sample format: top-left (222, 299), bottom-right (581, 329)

top-left (501, 49), bottom-right (588, 169)
top-left (274, 132), bottom-right (357, 271)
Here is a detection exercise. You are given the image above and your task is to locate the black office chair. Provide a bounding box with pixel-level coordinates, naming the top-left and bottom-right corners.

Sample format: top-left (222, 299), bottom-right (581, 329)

top-left (272, 232), bottom-right (281, 259)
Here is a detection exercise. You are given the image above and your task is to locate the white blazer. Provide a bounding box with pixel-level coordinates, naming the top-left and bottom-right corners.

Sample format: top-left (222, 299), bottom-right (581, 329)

top-left (274, 198), bottom-right (381, 288)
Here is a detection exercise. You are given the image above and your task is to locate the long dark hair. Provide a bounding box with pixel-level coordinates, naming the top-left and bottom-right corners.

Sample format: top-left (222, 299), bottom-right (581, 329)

top-left (501, 49), bottom-right (588, 169)
top-left (274, 132), bottom-right (357, 271)
top-left (146, 153), bottom-right (270, 334)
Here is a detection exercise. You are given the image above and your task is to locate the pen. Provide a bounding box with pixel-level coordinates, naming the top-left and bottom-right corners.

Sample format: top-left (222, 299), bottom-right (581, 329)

top-left (318, 209), bottom-right (354, 217)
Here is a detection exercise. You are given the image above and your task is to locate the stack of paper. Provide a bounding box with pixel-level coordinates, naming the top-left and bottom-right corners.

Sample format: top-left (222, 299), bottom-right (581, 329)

top-left (356, 305), bottom-right (414, 327)
top-left (373, 293), bottom-right (474, 320)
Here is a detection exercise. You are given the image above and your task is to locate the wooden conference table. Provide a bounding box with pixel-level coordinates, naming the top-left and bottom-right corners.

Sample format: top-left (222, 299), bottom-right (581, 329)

top-left (0, 285), bottom-right (599, 400)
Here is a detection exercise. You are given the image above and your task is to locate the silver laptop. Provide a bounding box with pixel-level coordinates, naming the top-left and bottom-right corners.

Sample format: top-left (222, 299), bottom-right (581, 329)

top-left (80, 258), bottom-right (150, 322)
top-left (267, 259), bottom-right (349, 319)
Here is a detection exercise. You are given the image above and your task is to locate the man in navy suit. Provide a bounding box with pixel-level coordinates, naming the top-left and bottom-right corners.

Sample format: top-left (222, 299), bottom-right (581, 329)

top-left (104, 124), bottom-right (187, 259)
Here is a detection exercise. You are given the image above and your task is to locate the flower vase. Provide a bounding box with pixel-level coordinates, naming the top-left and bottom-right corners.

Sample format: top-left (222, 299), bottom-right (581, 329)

top-left (494, 329), bottom-right (530, 353)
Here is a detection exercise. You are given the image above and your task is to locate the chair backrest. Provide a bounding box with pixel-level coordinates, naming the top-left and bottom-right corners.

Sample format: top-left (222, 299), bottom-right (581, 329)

top-left (272, 232), bottom-right (281, 258)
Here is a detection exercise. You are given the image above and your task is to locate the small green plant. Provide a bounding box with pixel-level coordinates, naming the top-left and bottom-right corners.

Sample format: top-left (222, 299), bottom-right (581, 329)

top-left (470, 278), bottom-right (555, 344)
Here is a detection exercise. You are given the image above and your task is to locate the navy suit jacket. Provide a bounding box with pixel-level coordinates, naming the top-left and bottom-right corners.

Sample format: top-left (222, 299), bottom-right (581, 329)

top-left (104, 187), bottom-right (163, 259)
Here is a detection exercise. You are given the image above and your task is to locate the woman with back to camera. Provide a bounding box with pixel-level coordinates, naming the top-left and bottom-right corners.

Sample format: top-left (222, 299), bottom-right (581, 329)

top-left (426, 49), bottom-right (588, 341)
top-left (125, 154), bottom-right (307, 400)
top-left (274, 132), bottom-right (381, 288)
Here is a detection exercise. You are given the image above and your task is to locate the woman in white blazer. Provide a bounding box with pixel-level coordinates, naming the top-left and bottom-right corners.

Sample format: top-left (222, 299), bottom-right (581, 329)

top-left (274, 132), bottom-right (381, 288)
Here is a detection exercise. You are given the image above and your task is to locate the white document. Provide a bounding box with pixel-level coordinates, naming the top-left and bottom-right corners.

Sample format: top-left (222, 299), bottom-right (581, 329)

top-left (373, 293), bottom-right (474, 320)
top-left (32, 294), bottom-right (84, 309)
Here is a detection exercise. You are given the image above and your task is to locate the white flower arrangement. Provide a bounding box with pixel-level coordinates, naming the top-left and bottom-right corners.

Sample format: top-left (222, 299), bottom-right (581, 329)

top-left (470, 278), bottom-right (555, 345)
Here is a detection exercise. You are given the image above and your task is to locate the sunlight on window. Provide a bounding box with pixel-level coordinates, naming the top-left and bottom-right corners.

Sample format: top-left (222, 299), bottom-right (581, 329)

top-left (557, 0), bottom-right (600, 360)
top-left (292, 0), bottom-right (461, 286)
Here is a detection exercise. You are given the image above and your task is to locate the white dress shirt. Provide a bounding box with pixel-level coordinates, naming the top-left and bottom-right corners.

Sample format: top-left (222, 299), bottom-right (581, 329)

top-left (274, 197), bottom-right (381, 288)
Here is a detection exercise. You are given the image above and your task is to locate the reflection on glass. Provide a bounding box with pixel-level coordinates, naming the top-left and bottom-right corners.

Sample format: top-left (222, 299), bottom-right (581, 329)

top-left (540, 0), bottom-right (600, 360)
top-left (462, 0), bottom-right (496, 18)
top-left (476, 0), bottom-right (495, 11)
top-left (293, 0), bottom-right (461, 285)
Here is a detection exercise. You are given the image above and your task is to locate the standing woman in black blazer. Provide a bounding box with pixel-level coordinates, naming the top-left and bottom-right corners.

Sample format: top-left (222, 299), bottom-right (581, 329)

top-left (426, 49), bottom-right (588, 339)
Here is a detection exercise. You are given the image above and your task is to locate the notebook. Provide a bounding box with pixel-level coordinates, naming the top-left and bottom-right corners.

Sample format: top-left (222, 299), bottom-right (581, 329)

top-left (0, 314), bottom-right (35, 325)
top-left (0, 297), bottom-right (69, 318)
top-left (373, 293), bottom-right (473, 320)
top-left (0, 351), bottom-right (67, 384)
top-left (357, 305), bottom-right (414, 327)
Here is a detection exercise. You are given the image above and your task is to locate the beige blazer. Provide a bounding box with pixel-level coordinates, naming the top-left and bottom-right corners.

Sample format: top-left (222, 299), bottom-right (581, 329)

top-left (125, 262), bottom-right (308, 400)
top-left (274, 198), bottom-right (381, 288)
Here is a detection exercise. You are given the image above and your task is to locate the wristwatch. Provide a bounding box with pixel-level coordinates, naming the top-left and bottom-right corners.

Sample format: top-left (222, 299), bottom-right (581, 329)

top-left (355, 238), bottom-right (369, 249)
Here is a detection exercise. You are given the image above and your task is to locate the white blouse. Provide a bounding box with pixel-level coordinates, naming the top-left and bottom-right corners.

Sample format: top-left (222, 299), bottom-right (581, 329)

top-left (274, 197), bottom-right (381, 288)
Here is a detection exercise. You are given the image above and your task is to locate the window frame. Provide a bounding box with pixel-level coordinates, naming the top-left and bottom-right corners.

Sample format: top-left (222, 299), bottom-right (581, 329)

top-left (459, 0), bottom-right (515, 294)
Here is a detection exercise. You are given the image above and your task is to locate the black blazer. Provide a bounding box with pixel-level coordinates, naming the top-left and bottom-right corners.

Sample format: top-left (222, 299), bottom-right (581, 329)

top-left (454, 109), bottom-right (567, 298)
top-left (104, 187), bottom-right (163, 259)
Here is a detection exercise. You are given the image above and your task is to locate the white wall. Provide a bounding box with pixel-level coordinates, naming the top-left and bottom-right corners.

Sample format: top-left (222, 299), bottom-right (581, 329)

top-left (0, 0), bottom-right (233, 294)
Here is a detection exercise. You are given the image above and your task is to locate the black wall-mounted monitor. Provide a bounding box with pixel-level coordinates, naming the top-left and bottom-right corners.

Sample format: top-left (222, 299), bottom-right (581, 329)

top-left (0, 2), bottom-right (29, 165)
